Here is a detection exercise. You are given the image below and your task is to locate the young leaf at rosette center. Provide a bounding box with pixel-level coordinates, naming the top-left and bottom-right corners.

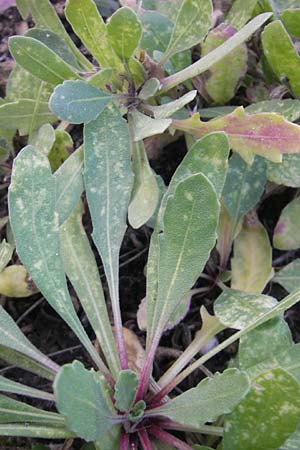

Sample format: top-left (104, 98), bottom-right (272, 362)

top-left (146, 90), bottom-right (197, 119)
top-left (201, 23), bottom-right (248, 104)
top-left (274, 259), bottom-right (300, 293)
top-left (231, 213), bottom-right (274, 293)
top-left (149, 369), bottom-right (250, 429)
top-left (114, 369), bottom-right (139, 413)
top-left (54, 360), bottom-right (118, 441)
top-left (262, 21), bottom-right (300, 97)
top-left (8, 145), bottom-right (106, 373)
top-left (214, 289), bottom-right (278, 330)
top-left (49, 80), bottom-right (114, 124)
top-left (273, 197), bottom-right (300, 250)
top-left (8, 36), bottom-right (81, 86)
top-left (131, 110), bottom-right (172, 141)
top-left (172, 106), bottom-right (300, 163)
top-left (163, 0), bottom-right (213, 61)
top-left (107, 7), bottom-right (142, 61)
top-left (223, 368), bottom-right (300, 450)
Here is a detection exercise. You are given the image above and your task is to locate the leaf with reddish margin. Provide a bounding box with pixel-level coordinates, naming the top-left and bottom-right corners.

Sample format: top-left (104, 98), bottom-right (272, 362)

top-left (172, 106), bottom-right (300, 162)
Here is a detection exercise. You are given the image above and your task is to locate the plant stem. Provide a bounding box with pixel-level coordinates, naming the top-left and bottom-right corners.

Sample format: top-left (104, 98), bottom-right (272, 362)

top-left (135, 333), bottom-right (161, 401)
top-left (138, 429), bottom-right (154, 450)
top-left (148, 425), bottom-right (193, 450)
top-left (120, 432), bottom-right (130, 450)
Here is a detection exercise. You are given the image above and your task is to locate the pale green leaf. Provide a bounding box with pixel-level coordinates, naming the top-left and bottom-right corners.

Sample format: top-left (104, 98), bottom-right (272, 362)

top-left (280, 429), bottom-right (300, 449)
top-left (214, 289), bottom-right (278, 330)
top-left (274, 197), bottom-right (300, 250)
top-left (88, 68), bottom-right (115, 90)
top-left (131, 110), bottom-right (171, 141)
top-left (274, 259), bottom-right (300, 292)
top-left (54, 360), bottom-right (117, 441)
top-left (48, 130), bottom-right (72, 173)
top-left (147, 91), bottom-right (197, 119)
top-left (267, 154), bottom-right (300, 187)
top-left (114, 369), bottom-right (139, 412)
top-left (246, 99), bottom-right (300, 121)
top-left (0, 376), bottom-right (54, 401)
top-left (0, 240), bottom-right (13, 272)
top-left (8, 145), bottom-right (106, 373)
top-left (138, 78), bottom-right (160, 100)
top-left (0, 423), bottom-right (74, 438)
top-left (32, 124), bottom-right (56, 156)
top-left (280, 9), bottom-right (300, 38)
top-left (142, 0), bottom-right (183, 21)
top-left (60, 203), bottom-right (120, 378)
top-left (6, 65), bottom-right (52, 102)
top-left (107, 7), bottom-right (142, 60)
top-left (0, 265), bottom-right (38, 298)
top-left (9, 36), bottom-right (80, 85)
top-left (50, 80), bottom-right (114, 124)
top-left (223, 368), bottom-right (300, 450)
top-left (149, 369), bottom-right (250, 429)
top-left (226, 0), bottom-right (258, 29)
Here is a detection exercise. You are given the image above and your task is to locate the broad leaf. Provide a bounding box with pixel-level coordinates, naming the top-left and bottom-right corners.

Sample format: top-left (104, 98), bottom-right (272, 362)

top-left (274, 197), bottom-right (300, 250)
top-left (147, 91), bottom-right (197, 119)
top-left (54, 360), bottom-right (117, 441)
top-left (226, 0), bottom-right (258, 29)
top-left (50, 80), bottom-right (114, 124)
top-left (0, 376), bottom-right (54, 401)
top-left (107, 7), bottom-right (142, 61)
top-left (114, 369), bottom-right (139, 412)
top-left (60, 203), bottom-right (120, 378)
top-left (131, 110), bottom-right (171, 141)
top-left (267, 154), bottom-right (300, 187)
top-left (6, 65), bottom-right (52, 102)
top-left (223, 368), bottom-right (300, 450)
top-left (274, 259), bottom-right (300, 292)
top-left (9, 36), bottom-right (80, 85)
top-left (173, 107), bottom-right (300, 162)
top-left (280, 8), bottom-right (300, 38)
top-left (214, 289), bottom-right (278, 330)
top-left (8, 145), bottom-right (106, 372)
top-left (246, 99), bottom-right (300, 121)
top-left (0, 240), bottom-right (13, 272)
top-left (150, 369), bottom-right (250, 429)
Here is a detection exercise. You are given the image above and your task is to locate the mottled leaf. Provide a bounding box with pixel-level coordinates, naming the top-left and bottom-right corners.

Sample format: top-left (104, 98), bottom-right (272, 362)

top-left (226, 0), bottom-right (258, 29)
top-left (0, 376), bottom-right (54, 401)
top-left (114, 369), bottom-right (139, 412)
top-left (54, 360), bottom-right (117, 441)
top-left (274, 259), bottom-right (300, 292)
top-left (267, 154), bottom-right (300, 187)
top-left (9, 36), bottom-right (80, 85)
top-left (107, 7), bottom-right (142, 60)
top-left (280, 9), bottom-right (300, 38)
top-left (131, 110), bottom-right (171, 141)
top-left (223, 369), bottom-right (300, 450)
top-left (274, 197), bottom-right (300, 250)
top-left (0, 240), bottom-right (13, 272)
top-left (246, 99), bottom-right (300, 121)
top-left (147, 91), bottom-right (197, 119)
top-left (50, 80), bottom-right (114, 124)
top-left (32, 124), bottom-right (56, 156)
top-left (6, 65), bottom-right (52, 102)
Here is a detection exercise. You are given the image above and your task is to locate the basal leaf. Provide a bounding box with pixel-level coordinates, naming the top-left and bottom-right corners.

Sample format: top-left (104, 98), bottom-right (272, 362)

top-left (226, 0), bottom-right (258, 29)
top-left (280, 8), bottom-right (300, 38)
top-left (262, 21), bottom-right (300, 97)
top-left (54, 360), bottom-right (117, 441)
top-left (0, 423), bottom-right (73, 438)
top-left (147, 91), bottom-right (197, 119)
top-left (131, 110), bottom-right (171, 141)
top-left (172, 106), bottom-right (300, 162)
top-left (201, 24), bottom-right (247, 104)
top-left (231, 215), bottom-right (273, 293)
top-left (9, 36), bottom-right (80, 85)
top-left (149, 369), bottom-right (250, 429)
top-left (274, 259), bottom-right (300, 292)
top-left (223, 368), bottom-right (300, 450)
top-left (60, 203), bottom-right (120, 378)
top-left (50, 80), bottom-right (114, 124)
top-left (163, 0), bottom-right (213, 60)
top-left (267, 154), bottom-right (300, 187)
top-left (274, 197), bottom-right (300, 250)
top-left (0, 239), bottom-right (13, 272)
top-left (214, 289), bottom-right (278, 330)
top-left (114, 369), bottom-right (139, 412)
top-left (0, 376), bottom-right (54, 401)
top-left (8, 145), bottom-right (107, 373)
top-left (107, 7), bottom-right (142, 61)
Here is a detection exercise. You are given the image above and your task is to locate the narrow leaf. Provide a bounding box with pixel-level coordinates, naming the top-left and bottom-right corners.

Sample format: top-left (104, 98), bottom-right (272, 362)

top-left (273, 197), bottom-right (300, 250)
top-left (226, 0), bottom-right (258, 29)
top-left (0, 240), bottom-right (13, 272)
top-left (147, 91), bottom-right (197, 119)
top-left (114, 369), bottom-right (139, 412)
top-left (274, 259), bottom-right (300, 292)
top-left (131, 110), bottom-right (171, 141)
top-left (0, 376), bottom-right (54, 401)
top-left (0, 423), bottom-right (74, 438)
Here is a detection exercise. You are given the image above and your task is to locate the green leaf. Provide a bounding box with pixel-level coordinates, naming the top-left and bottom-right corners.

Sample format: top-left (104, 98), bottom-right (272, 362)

top-left (9, 36), bottom-right (80, 85)
top-left (223, 368), bottom-right (300, 450)
top-left (60, 202), bottom-right (120, 378)
top-left (231, 215), bottom-right (273, 293)
top-left (214, 289), bottom-right (278, 330)
top-left (128, 139), bottom-right (159, 229)
top-left (0, 239), bottom-right (13, 272)
top-left (262, 20), bottom-right (300, 97)
top-left (274, 197), bottom-right (300, 250)
top-left (226, 0), bottom-right (258, 29)
top-left (142, 0), bottom-right (183, 21)
top-left (65, 0), bottom-right (122, 70)
top-left (274, 259), bottom-right (300, 292)
top-left (280, 8), bottom-right (300, 38)
top-left (163, 0), bottom-right (213, 60)
top-left (149, 369), bottom-right (250, 429)
top-left (48, 130), bottom-right (71, 172)
top-left (6, 64), bottom-right (52, 102)
top-left (107, 7), bottom-right (142, 61)
top-left (54, 360), bottom-right (117, 441)
top-left (138, 78), bottom-right (160, 100)
top-left (147, 91), bottom-right (197, 119)
top-left (173, 106), bottom-right (300, 163)
top-left (201, 24), bottom-right (248, 104)
top-left (267, 154), bottom-right (300, 187)
top-left (114, 369), bottom-right (139, 412)
top-left (246, 99), bottom-right (300, 121)
top-left (8, 145), bottom-right (106, 373)
top-left (32, 124), bottom-right (56, 156)
top-left (280, 429), bottom-right (300, 450)
top-left (0, 423), bottom-right (74, 438)
top-left (0, 376), bottom-right (54, 401)
top-left (50, 80), bottom-right (114, 124)
top-left (131, 110), bottom-right (172, 141)
top-left (0, 264), bottom-right (37, 298)
top-left (32, 446), bottom-right (50, 450)
top-left (88, 68), bottom-right (115, 90)
top-left (54, 145), bottom-right (84, 225)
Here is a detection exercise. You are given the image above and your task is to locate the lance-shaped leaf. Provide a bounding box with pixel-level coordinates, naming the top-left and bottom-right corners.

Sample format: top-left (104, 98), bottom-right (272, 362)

top-left (214, 289), bottom-right (278, 330)
top-left (128, 139), bottom-right (159, 229)
top-left (131, 110), bottom-right (171, 141)
top-left (114, 369), bottom-right (139, 412)
top-left (148, 369), bottom-right (250, 429)
top-left (9, 37), bottom-right (81, 85)
top-left (231, 214), bottom-right (273, 293)
top-left (262, 21), bottom-right (300, 97)
top-left (173, 107), bottom-right (300, 162)
top-left (226, 0), bottom-right (258, 29)
top-left (138, 78), bottom-right (160, 101)
top-left (146, 91), bottom-right (197, 119)
top-left (163, 0), bottom-right (213, 61)
top-left (0, 376), bottom-right (54, 401)
top-left (54, 360), bottom-right (118, 441)
top-left (274, 197), bottom-right (300, 250)
top-left (50, 80), bottom-right (114, 124)
top-left (54, 145), bottom-right (84, 225)
top-left (201, 24), bottom-right (247, 104)
top-left (8, 145), bottom-right (107, 373)
top-left (223, 368), bottom-right (300, 450)
top-left (0, 239), bottom-right (13, 272)
top-left (0, 423), bottom-right (74, 438)
top-left (60, 203), bottom-right (120, 378)
top-left (274, 259), bottom-right (300, 292)
top-left (280, 8), bottom-right (300, 38)
top-left (107, 7), bottom-right (142, 61)
top-left (65, 0), bottom-right (122, 70)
